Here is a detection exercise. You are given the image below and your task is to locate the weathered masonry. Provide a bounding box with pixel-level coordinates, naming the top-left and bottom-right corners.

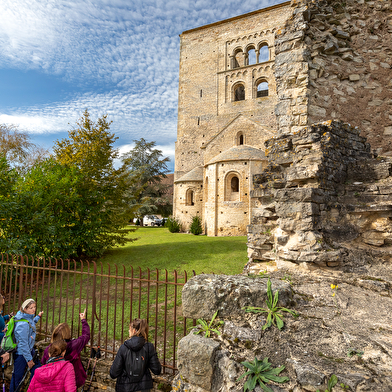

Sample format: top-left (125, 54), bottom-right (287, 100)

top-left (174, 0), bottom-right (392, 238)
top-left (173, 2), bottom-right (292, 236)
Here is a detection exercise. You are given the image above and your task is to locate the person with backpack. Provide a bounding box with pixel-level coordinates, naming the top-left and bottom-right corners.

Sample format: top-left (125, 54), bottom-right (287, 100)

top-left (0, 294), bottom-right (13, 343)
top-left (41, 309), bottom-right (90, 389)
top-left (109, 318), bottom-right (162, 392)
top-left (27, 339), bottom-right (76, 392)
top-left (10, 298), bottom-right (43, 392)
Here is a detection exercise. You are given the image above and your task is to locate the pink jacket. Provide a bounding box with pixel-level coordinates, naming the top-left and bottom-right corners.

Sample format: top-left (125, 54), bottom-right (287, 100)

top-left (27, 360), bottom-right (76, 392)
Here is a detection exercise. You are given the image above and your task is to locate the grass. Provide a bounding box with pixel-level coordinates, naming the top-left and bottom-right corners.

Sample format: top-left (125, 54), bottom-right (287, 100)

top-left (7, 227), bottom-right (248, 367)
top-left (98, 226), bottom-right (248, 275)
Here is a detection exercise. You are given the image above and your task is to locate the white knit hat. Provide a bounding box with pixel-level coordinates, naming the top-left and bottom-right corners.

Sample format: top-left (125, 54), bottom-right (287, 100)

top-left (21, 298), bottom-right (35, 310)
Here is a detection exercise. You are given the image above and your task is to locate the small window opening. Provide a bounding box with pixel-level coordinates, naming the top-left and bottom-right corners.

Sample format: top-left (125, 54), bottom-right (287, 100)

top-left (234, 84), bottom-right (245, 101)
top-left (231, 177), bottom-right (239, 192)
top-left (236, 131), bottom-right (244, 146)
top-left (258, 45), bottom-right (269, 63)
top-left (200, 90), bottom-right (202, 97)
top-left (186, 189), bottom-right (195, 206)
top-left (247, 48), bottom-right (256, 65)
top-left (257, 81), bottom-right (269, 98)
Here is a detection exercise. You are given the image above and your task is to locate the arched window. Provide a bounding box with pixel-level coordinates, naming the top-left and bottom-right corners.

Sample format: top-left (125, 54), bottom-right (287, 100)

top-left (246, 46), bottom-right (256, 65)
top-left (256, 80), bottom-right (269, 98)
top-left (258, 44), bottom-right (269, 63)
top-left (231, 176), bottom-right (239, 192)
top-left (236, 131), bottom-right (244, 146)
top-left (186, 189), bottom-right (194, 206)
top-left (232, 49), bottom-right (243, 69)
top-left (233, 84), bottom-right (245, 102)
top-left (225, 173), bottom-right (240, 201)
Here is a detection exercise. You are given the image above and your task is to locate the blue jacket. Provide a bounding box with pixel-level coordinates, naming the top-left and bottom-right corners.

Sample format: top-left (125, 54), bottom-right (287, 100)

top-left (0, 311), bottom-right (10, 342)
top-left (14, 311), bottom-right (41, 362)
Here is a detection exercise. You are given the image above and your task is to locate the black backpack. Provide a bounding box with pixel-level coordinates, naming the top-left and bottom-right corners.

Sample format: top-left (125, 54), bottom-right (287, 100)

top-left (125, 345), bottom-right (148, 383)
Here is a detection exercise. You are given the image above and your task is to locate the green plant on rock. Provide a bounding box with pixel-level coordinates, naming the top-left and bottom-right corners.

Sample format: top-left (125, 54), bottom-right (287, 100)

top-left (347, 347), bottom-right (364, 358)
top-left (243, 278), bottom-right (298, 330)
top-left (316, 374), bottom-right (338, 392)
top-left (192, 310), bottom-right (224, 338)
top-left (237, 357), bottom-right (289, 392)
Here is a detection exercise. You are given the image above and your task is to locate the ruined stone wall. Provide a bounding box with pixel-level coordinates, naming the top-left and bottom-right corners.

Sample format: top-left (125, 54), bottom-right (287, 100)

top-left (247, 120), bottom-right (392, 270)
top-left (275, 0), bottom-right (392, 154)
top-left (305, 0), bottom-right (392, 156)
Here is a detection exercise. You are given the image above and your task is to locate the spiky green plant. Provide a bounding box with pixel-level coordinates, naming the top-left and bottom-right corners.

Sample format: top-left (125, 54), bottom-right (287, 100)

top-left (237, 357), bottom-right (289, 392)
top-left (243, 278), bottom-right (298, 330)
top-left (192, 310), bottom-right (224, 338)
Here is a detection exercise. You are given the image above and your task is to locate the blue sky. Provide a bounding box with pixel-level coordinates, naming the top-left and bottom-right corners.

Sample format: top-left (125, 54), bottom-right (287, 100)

top-left (0, 0), bottom-right (286, 172)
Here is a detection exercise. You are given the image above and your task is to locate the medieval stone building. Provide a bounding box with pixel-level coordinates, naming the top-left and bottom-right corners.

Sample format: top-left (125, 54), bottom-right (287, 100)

top-left (174, 0), bottom-right (392, 238)
top-left (173, 2), bottom-right (292, 235)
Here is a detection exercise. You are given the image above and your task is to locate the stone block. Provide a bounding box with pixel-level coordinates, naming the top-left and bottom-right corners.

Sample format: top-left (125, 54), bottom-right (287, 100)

top-left (177, 333), bottom-right (221, 391)
top-left (182, 275), bottom-right (292, 319)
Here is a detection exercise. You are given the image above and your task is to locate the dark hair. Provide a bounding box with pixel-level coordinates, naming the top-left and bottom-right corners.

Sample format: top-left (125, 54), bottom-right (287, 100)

top-left (51, 323), bottom-right (72, 342)
top-left (130, 318), bottom-right (148, 341)
top-left (49, 340), bottom-right (67, 357)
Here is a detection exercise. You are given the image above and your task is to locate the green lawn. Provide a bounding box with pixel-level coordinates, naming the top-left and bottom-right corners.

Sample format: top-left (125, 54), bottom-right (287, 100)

top-left (98, 226), bottom-right (248, 275)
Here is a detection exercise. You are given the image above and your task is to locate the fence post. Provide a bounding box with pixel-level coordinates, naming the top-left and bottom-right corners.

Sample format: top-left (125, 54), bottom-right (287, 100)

top-left (91, 261), bottom-right (97, 348)
top-left (18, 255), bottom-right (24, 307)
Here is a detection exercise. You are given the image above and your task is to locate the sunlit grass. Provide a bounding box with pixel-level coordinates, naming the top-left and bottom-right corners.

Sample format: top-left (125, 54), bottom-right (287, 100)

top-left (98, 226), bottom-right (248, 275)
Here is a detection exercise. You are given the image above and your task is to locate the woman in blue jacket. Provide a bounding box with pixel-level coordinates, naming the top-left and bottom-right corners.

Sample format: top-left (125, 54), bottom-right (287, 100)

top-left (10, 298), bottom-right (43, 392)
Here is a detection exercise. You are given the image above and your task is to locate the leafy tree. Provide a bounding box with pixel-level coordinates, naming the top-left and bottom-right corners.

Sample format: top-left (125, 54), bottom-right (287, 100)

top-left (121, 138), bottom-right (171, 224)
top-left (52, 110), bottom-right (136, 257)
top-left (0, 124), bottom-right (49, 172)
top-left (0, 158), bottom-right (83, 256)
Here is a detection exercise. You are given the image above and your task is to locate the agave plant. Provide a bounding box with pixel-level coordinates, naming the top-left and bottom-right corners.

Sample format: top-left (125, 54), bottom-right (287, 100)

top-left (237, 357), bottom-right (289, 392)
top-left (243, 278), bottom-right (298, 330)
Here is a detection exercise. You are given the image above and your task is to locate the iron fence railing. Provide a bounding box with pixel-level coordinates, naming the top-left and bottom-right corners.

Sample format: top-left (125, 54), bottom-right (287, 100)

top-left (0, 254), bottom-right (196, 374)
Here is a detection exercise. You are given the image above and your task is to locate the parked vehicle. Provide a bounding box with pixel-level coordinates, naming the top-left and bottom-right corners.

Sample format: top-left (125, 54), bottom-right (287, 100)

top-left (143, 215), bottom-right (163, 226)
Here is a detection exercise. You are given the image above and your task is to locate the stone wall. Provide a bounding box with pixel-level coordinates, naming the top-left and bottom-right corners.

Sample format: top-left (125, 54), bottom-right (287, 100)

top-left (174, 271), bottom-right (392, 391)
top-left (175, 2), bottom-right (292, 180)
top-left (274, 0), bottom-right (392, 155)
top-left (247, 120), bottom-right (392, 271)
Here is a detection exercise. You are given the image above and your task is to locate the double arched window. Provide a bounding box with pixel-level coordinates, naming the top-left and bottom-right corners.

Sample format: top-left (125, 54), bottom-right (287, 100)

top-left (231, 42), bottom-right (270, 70)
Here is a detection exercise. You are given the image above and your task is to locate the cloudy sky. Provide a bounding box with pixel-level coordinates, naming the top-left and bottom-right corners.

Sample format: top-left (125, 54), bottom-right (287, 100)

top-left (0, 0), bottom-right (286, 171)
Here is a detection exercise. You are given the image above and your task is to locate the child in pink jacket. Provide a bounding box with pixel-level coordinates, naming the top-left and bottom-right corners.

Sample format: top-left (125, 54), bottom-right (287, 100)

top-left (27, 340), bottom-right (76, 392)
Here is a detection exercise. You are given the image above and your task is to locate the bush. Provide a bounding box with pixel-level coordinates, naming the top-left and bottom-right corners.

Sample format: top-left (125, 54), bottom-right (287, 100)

top-left (167, 217), bottom-right (181, 233)
top-left (190, 215), bottom-right (203, 235)
top-left (135, 218), bottom-right (140, 226)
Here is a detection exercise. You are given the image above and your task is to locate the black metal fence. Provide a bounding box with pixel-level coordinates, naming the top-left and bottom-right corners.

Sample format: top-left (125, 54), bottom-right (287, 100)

top-left (0, 254), bottom-right (196, 374)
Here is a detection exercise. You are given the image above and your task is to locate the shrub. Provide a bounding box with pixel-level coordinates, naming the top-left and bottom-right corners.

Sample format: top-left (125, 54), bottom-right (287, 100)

top-left (190, 215), bottom-right (203, 235)
top-left (167, 217), bottom-right (181, 233)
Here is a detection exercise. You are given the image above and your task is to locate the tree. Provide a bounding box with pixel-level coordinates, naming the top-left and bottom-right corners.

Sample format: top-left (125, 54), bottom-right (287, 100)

top-left (51, 110), bottom-right (136, 257)
top-left (121, 138), bottom-right (171, 224)
top-left (0, 124), bottom-right (49, 172)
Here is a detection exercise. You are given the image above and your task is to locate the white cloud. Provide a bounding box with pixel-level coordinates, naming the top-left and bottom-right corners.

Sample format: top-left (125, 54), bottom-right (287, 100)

top-left (0, 0), bottom-right (286, 159)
